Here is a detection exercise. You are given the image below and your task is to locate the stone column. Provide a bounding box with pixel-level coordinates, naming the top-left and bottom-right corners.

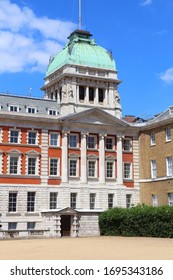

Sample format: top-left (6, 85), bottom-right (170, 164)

top-left (99, 133), bottom-right (106, 184)
top-left (85, 86), bottom-right (89, 104)
top-left (62, 130), bottom-right (69, 183)
top-left (80, 131), bottom-right (88, 183)
top-left (117, 134), bottom-right (123, 185)
top-left (94, 88), bottom-right (97, 105)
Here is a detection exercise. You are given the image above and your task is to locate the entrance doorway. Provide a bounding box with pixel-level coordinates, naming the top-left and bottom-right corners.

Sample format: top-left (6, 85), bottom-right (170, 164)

top-left (61, 215), bottom-right (71, 236)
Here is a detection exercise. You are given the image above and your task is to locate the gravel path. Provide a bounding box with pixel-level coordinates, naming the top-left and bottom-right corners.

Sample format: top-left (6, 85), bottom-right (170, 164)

top-left (0, 236), bottom-right (173, 260)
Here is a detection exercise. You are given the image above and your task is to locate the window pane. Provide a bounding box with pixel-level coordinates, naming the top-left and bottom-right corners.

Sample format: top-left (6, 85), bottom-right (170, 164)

top-left (150, 132), bottom-right (155, 145)
top-left (9, 193), bottom-right (17, 212)
top-left (70, 193), bottom-right (77, 209)
top-left (108, 194), bottom-right (114, 209)
top-left (88, 161), bottom-right (95, 177)
top-left (28, 132), bottom-right (36, 145)
top-left (166, 128), bottom-right (171, 141)
top-left (8, 222), bottom-right (17, 230)
top-left (87, 136), bottom-right (96, 149)
top-left (50, 133), bottom-right (58, 146)
top-left (10, 157), bottom-right (18, 174)
top-left (106, 162), bottom-right (113, 178)
top-left (69, 160), bottom-right (77, 176)
top-left (27, 192), bottom-right (35, 212)
top-left (124, 163), bottom-right (131, 179)
top-left (90, 193), bottom-right (96, 209)
top-left (27, 222), bottom-right (36, 230)
top-left (166, 157), bottom-right (172, 177)
top-left (10, 130), bottom-right (19, 143)
top-left (69, 135), bottom-right (77, 148)
top-left (105, 138), bottom-right (113, 150)
top-left (126, 194), bottom-right (132, 208)
top-left (50, 159), bottom-right (58, 175)
top-left (123, 139), bottom-right (131, 151)
top-left (50, 193), bottom-right (57, 209)
top-left (151, 160), bottom-right (157, 178)
top-left (28, 158), bottom-right (36, 175)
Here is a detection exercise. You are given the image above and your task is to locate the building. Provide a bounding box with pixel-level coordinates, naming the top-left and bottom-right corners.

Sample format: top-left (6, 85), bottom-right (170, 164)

top-left (139, 107), bottom-right (173, 207)
top-left (0, 28), bottom-right (140, 238)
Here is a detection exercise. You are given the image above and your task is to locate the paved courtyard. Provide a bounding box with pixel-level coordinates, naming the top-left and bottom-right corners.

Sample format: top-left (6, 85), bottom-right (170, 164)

top-left (0, 236), bottom-right (173, 260)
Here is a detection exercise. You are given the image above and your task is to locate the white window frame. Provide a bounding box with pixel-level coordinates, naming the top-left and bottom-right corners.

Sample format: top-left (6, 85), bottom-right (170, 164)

top-left (26, 107), bottom-right (37, 114)
top-left (49, 158), bottom-right (59, 176)
top-left (50, 192), bottom-right (58, 209)
top-left (123, 138), bottom-right (132, 152)
top-left (166, 156), bottom-right (172, 177)
top-left (8, 192), bottom-right (17, 212)
top-left (28, 131), bottom-right (37, 145)
top-left (88, 160), bottom-right (97, 178)
top-left (150, 132), bottom-right (155, 145)
top-left (69, 134), bottom-right (79, 148)
top-left (8, 104), bottom-right (19, 112)
top-left (69, 159), bottom-right (78, 177)
top-left (27, 192), bottom-right (36, 212)
top-left (126, 194), bottom-right (132, 208)
top-left (70, 193), bottom-right (77, 209)
top-left (49, 132), bottom-right (60, 147)
top-left (9, 129), bottom-right (20, 144)
top-left (151, 160), bottom-right (157, 179)
top-left (8, 150), bottom-right (21, 175)
top-left (90, 193), bottom-right (96, 209)
top-left (108, 194), bottom-right (114, 209)
top-left (168, 193), bottom-right (173, 206)
top-left (48, 109), bottom-right (57, 116)
top-left (105, 137), bottom-right (114, 150)
top-left (26, 151), bottom-right (39, 176)
top-left (152, 194), bottom-right (158, 207)
top-left (165, 127), bottom-right (171, 142)
top-left (87, 135), bottom-right (97, 149)
top-left (106, 161), bottom-right (115, 179)
top-left (123, 162), bottom-right (132, 179)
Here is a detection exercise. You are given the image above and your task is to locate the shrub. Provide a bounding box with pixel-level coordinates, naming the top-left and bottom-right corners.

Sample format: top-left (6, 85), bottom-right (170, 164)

top-left (99, 205), bottom-right (173, 238)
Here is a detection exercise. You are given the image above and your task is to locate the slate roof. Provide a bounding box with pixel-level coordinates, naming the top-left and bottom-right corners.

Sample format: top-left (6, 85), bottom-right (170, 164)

top-left (0, 93), bottom-right (60, 115)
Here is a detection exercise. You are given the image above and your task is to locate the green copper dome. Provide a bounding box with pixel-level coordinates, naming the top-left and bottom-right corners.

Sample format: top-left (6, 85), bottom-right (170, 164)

top-left (46, 30), bottom-right (116, 76)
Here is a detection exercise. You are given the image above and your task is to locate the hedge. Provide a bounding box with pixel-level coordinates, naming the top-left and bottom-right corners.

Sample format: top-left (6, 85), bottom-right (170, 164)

top-left (99, 205), bottom-right (173, 238)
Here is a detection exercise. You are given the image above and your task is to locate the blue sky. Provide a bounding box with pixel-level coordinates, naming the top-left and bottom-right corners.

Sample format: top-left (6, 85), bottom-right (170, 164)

top-left (0, 0), bottom-right (173, 118)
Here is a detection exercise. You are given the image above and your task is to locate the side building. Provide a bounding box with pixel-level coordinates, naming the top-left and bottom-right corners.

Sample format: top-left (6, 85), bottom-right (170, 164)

top-left (139, 106), bottom-right (173, 206)
top-left (0, 29), bottom-right (140, 238)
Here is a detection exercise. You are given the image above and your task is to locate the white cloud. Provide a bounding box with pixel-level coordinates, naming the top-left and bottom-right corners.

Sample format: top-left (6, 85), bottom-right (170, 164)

top-left (0, 0), bottom-right (76, 73)
top-left (160, 68), bottom-right (173, 84)
top-left (140, 0), bottom-right (153, 6)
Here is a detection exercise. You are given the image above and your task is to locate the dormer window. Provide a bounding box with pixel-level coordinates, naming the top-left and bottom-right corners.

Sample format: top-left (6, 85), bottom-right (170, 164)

top-left (48, 109), bottom-right (57, 116)
top-left (9, 105), bottom-right (19, 112)
top-left (27, 107), bottom-right (36, 114)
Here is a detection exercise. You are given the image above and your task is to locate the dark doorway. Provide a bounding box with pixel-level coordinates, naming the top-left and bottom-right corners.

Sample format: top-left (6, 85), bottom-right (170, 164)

top-left (61, 215), bottom-right (71, 236)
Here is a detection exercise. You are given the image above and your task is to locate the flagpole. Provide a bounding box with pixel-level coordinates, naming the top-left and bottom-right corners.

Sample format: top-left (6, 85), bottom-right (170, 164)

top-left (79, 0), bottom-right (82, 29)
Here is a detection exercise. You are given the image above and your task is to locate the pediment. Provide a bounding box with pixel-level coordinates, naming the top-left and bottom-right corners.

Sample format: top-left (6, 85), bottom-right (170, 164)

top-left (60, 108), bottom-right (129, 128)
top-left (56, 207), bottom-right (79, 215)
